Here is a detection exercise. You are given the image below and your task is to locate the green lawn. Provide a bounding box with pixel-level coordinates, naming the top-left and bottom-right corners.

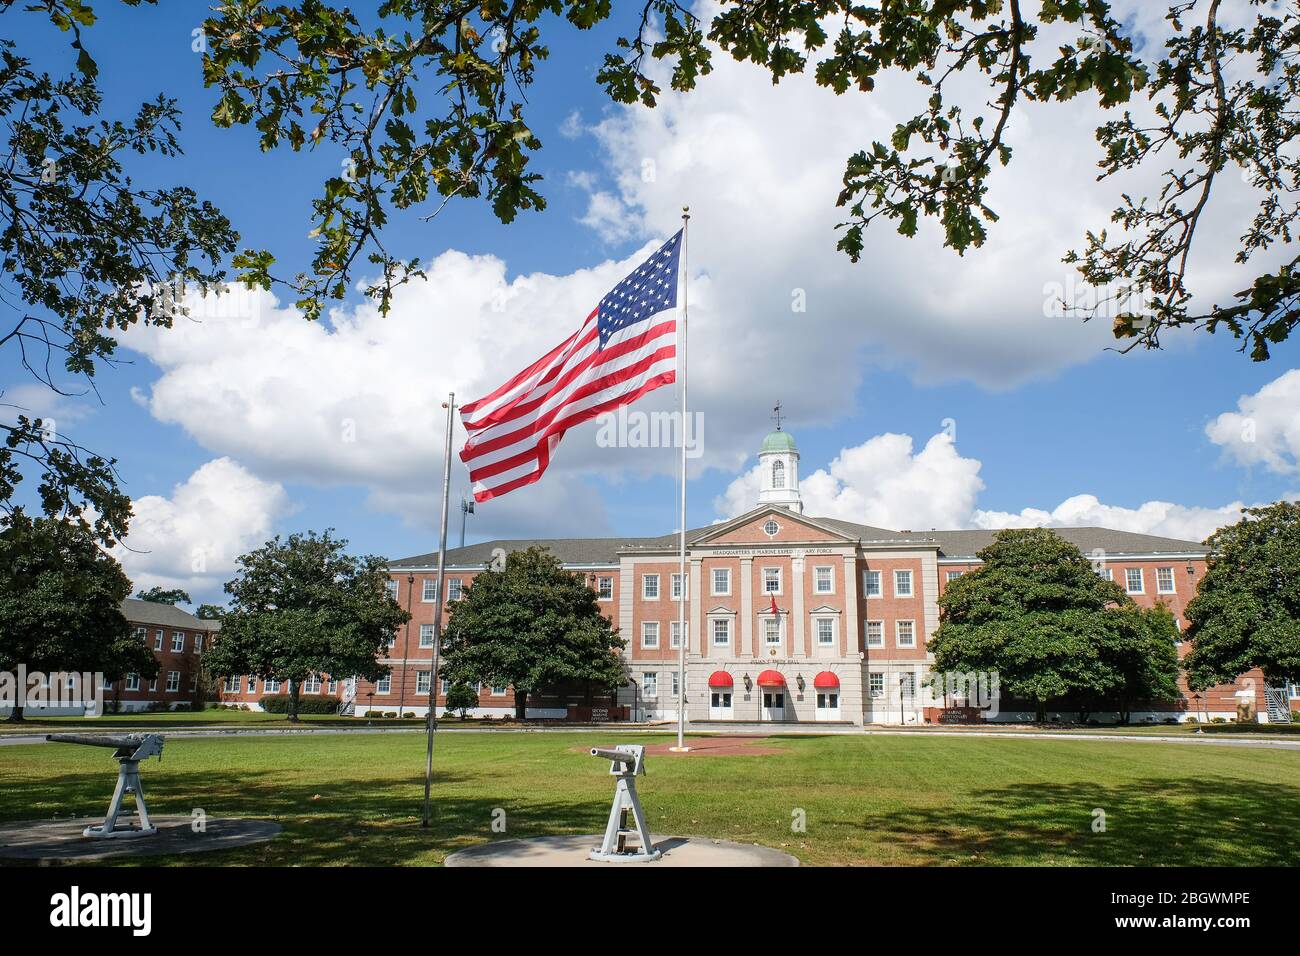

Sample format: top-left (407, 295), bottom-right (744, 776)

top-left (2, 731), bottom-right (1298, 866)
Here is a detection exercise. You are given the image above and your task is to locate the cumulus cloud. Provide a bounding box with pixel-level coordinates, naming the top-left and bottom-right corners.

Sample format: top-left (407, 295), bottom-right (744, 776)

top-left (112, 458), bottom-right (292, 601)
top-left (1205, 369), bottom-right (1300, 474)
top-left (716, 430), bottom-right (1258, 543)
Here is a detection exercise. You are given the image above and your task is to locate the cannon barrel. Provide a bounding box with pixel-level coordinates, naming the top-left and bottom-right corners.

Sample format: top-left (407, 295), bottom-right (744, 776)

top-left (46, 734), bottom-right (144, 749)
top-left (590, 747), bottom-right (636, 764)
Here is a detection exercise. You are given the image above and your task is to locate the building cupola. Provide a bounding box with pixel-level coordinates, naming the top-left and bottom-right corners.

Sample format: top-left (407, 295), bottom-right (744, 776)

top-left (758, 402), bottom-right (802, 513)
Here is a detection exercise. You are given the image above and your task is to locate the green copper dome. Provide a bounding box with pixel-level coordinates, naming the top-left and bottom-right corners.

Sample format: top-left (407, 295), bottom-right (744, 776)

top-left (760, 430), bottom-right (797, 454)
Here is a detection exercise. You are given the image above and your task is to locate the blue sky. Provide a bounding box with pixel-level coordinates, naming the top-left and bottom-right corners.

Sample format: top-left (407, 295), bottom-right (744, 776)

top-left (4, 2), bottom-right (1297, 604)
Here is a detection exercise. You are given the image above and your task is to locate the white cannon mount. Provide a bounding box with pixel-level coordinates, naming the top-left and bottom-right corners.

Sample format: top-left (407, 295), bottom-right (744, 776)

top-left (588, 744), bottom-right (661, 863)
top-left (46, 733), bottom-right (164, 839)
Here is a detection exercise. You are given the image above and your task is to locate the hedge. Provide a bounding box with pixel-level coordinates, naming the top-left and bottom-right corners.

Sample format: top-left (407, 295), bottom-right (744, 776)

top-left (259, 695), bottom-right (340, 715)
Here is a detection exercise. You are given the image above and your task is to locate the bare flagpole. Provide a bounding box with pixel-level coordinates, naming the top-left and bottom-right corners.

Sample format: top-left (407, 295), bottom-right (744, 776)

top-left (422, 392), bottom-right (455, 827)
top-left (673, 207), bottom-right (691, 753)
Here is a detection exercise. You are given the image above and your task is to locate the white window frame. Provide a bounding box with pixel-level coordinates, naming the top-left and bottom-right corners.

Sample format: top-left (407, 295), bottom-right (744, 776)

top-left (642, 574), bottom-right (660, 600)
top-left (224, 676), bottom-right (240, 694)
top-left (416, 671), bottom-right (431, 695)
top-left (1156, 567), bottom-right (1176, 594)
top-left (171, 631), bottom-right (185, 652)
top-left (670, 670), bottom-right (680, 698)
top-left (896, 620), bottom-right (916, 648)
top-left (868, 672), bottom-right (885, 699)
top-left (596, 576), bottom-right (614, 601)
top-left (863, 570), bottom-right (882, 598)
top-left (762, 567), bottom-right (782, 595)
top-left (153, 630), bottom-right (164, 651)
top-left (641, 621), bottom-right (660, 649)
top-left (945, 570), bottom-right (963, 583)
top-left (375, 676), bottom-right (391, 695)
top-left (419, 624), bottom-right (435, 648)
top-left (642, 672), bottom-right (658, 699)
top-left (815, 617), bottom-right (836, 646)
top-left (711, 567), bottom-right (731, 596)
top-left (814, 565), bottom-right (834, 594)
top-left (1125, 567), bottom-right (1145, 594)
top-left (1099, 567), bottom-right (1114, 581)
top-left (492, 684), bottom-right (507, 697)
top-left (194, 634), bottom-right (204, 654)
top-left (671, 572), bottom-right (686, 600)
top-left (447, 578), bottom-right (463, 601)
top-left (894, 570), bottom-right (913, 597)
top-left (386, 580), bottom-right (399, 601)
top-left (865, 620), bottom-right (884, 648)
top-left (126, 673), bottom-right (140, 692)
top-left (264, 678), bottom-right (281, 694)
top-left (165, 671), bottom-right (180, 693)
top-left (711, 617), bottom-right (731, 648)
top-left (670, 620), bottom-right (685, 649)
top-left (302, 674), bottom-right (321, 694)
top-left (422, 578), bottom-right (438, 602)
top-left (246, 676), bottom-right (257, 694)
top-left (762, 616), bottom-right (781, 646)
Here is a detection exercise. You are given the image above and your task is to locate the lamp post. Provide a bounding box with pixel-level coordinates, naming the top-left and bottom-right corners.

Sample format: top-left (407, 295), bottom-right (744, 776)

top-left (460, 496), bottom-right (474, 548)
top-left (899, 675), bottom-right (907, 726)
top-left (398, 572), bottom-right (414, 714)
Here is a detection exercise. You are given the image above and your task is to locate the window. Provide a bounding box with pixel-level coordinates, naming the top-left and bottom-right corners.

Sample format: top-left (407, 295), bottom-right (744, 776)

top-left (375, 676), bottom-right (391, 694)
top-left (596, 576), bottom-right (614, 600)
top-left (224, 676), bottom-right (240, 693)
top-left (670, 621), bottom-right (685, 649)
top-left (154, 630), bottom-right (164, 651)
top-left (194, 634), bottom-right (204, 654)
top-left (641, 622), bottom-right (660, 649)
top-left (772, 459), bottom-right (785, 488)
top-left (166, 671), bottom-right (180, 692)
top-left (894, 570), bottom-right (913, 597)
top-left (1125, 568), bottom-right (1144, 594)
top-left (868, 673), bottom-right (885, 698)
top-left (420, 624), bottom-right (435, 648)
top-left (440, 678), bottom-right (449, 695)
top-left (264, 679), bottom-right (280, 694)
top-left (814, 566), bottom-right (834, 593)
top-left (126, 674), bottom-right (140, 692)
top-left (327, 679), bottom-right (338, 694)
top-left (896, 620), bottom-right (916, 648)
top-left (386, 580), bottom-right (399, 601)
top-left (492, 684), bottom-right (507, 697)
top-left (670, 671), bottom-right (680, 698)
top-left (1098, 567), bottom-right (1114, 581)
top-left (763, 568), bottom-right (781, 594)
top-left (712, 618), bottom-right (731, 647)
top-left (148, 677), bottom-right (158, 692)
top-left (763, 519), bottom-right (780, 536)
top-left (945, 570), bottom-right (963, 583)
top-left (643, 574), bottom-right (660, 599)
top-left (764, 617), bottom-right (781, 646)
top-left (302, 675), bottom-right (321, 694)
top-left (900, 672), bottom-right (917, 696)
top-left (865, 620), bottom-right (884, 648)
top-left (1156, 567), bottom-right (1176, 594)
top-left (642, 673), bottom-right (658, 699)
top-left (863, 570), bottom-right (882, 597)
top-left (422, 578), bottom-right (438, 602)
top-left (134, 626), bottom-right (146, 641)
top-left (816, 618), bottom-right (835, 646)
top-left (416, 671), bottom-right (431, 695)
top-left (246, 676), bottom-right (257, 694)
top-left (171, 632), bottom-right (185, 652)
top-left (190, 674), bottom-right (199, 692)
top-left (447, 578), bottom-right (463, 601)
top-left (712, 568), bottom-right (731, 595)
top-left (671, 573), bottom-right (685, 600)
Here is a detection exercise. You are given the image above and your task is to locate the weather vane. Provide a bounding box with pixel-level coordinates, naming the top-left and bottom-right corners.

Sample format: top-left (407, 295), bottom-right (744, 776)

top-left (772, 401), bottom-right (784, 431)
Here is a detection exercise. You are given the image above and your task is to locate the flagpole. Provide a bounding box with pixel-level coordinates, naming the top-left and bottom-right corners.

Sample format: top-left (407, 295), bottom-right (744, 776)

top-left (673, 207), bottom-right (691, 753)
top-left (422, 391), bottom-right (455, 827)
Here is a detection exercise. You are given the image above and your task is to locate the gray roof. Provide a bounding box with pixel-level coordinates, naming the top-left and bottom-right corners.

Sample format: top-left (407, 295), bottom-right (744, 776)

top-left (120, 598), bottom-right (221, 631)
top-left (390, 507), bottom-right (1208, 568)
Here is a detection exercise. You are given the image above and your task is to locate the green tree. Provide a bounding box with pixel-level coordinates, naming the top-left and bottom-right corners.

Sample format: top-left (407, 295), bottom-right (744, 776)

top-left (200, 2), bottom-right (1300, 357)
top-left (931, 528), bottom-right (1178, 722)
top-left (196, 603), bottom-right (225, 620)
top-left (0, 512), bottom-right (157, 721)
top-left (1184, 501), bottom-right (1300, 690)
top-left (2, 1), bottom-right (237, 547)
top-left (442, 547), bottom-right (626, 720)
top-left (135, 586), bottom-right (192, 606)
top-left (203, 530), bottom-right (409, 722)
top-left (445, 682), bottom-right (479, 719)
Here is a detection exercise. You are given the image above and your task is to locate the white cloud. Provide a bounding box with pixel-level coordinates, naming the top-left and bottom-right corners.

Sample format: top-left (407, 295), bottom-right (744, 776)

top-left (113, 458), bottom-right (292, 601)
top-left (1205, 369), bottom-right (1300, 474)
top-left (717, 430), bottom-right (1256, 543)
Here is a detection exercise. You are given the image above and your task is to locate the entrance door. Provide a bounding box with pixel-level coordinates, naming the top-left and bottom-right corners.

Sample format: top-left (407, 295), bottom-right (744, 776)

top-left (761, 691), bottom-right (785, 721)
top-left (709, 691), bottom-right (733, 720)
top-left (815, 692), bottom-right (840, 721)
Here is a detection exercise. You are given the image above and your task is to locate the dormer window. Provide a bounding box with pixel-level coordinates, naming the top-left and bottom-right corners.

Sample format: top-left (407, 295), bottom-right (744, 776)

top-left (772, 459), bottom-right (786, 488)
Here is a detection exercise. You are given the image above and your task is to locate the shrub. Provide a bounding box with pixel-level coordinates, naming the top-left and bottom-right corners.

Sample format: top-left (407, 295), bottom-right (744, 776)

top-left (258, 695), bottom-right (340, 715)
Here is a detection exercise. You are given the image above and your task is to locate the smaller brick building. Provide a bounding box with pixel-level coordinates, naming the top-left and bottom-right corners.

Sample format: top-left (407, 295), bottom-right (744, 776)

top-left (109, 598), bottom-right (221, 712)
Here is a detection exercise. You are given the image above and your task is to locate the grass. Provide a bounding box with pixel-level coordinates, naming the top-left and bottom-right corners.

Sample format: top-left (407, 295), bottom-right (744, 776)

top-left (2, 731), bottom-right (1299, 866)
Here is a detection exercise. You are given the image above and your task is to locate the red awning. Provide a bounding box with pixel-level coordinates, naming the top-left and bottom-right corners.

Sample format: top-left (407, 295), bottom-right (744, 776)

top-left (707, 671), bottom-right (733, 688)
top-left (813, 671), bottom-right (840, 689)
top-left (756, 669), bottom-right (785, 687)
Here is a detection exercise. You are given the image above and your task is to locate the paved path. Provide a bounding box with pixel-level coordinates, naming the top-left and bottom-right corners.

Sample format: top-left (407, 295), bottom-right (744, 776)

top-left (4, 723), bottom-right (1299, 749)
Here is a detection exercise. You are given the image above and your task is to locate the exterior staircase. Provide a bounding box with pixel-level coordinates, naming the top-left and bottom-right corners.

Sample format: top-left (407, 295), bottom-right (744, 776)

top-left (1264, 685), bottom-right (1292, 723)
top-left (337, 678), bottom-right (357, 717)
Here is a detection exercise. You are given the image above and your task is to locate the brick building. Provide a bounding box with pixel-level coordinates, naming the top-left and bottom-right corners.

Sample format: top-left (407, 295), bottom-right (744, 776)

top-left (355, 426), bottom-right (1275, 726)
top-left (109, 598), bottom-right (221, 712)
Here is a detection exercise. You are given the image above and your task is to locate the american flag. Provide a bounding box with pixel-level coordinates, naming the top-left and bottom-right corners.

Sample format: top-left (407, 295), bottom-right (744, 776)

top-left (459, 231), bottom-right (684, 502)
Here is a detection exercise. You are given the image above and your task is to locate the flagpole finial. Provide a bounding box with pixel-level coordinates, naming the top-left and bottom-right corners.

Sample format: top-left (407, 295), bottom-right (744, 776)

top-left (682, 205), bottom-right (690, 220)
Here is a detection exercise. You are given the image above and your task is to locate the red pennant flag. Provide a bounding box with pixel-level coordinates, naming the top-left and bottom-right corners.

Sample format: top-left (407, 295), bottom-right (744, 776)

top-left (769, 594), bottom-right (778, 615)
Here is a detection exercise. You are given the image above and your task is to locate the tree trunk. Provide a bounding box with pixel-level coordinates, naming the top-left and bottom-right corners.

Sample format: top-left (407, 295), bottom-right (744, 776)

top-left (514, 688), bottom-right (527, 721)
top-left (287, 679), bottom-right (300, 723)
top-left (6, 703), bottom-right (23, 723)
top-left (1035, 702), bottom-right (1046, 723)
